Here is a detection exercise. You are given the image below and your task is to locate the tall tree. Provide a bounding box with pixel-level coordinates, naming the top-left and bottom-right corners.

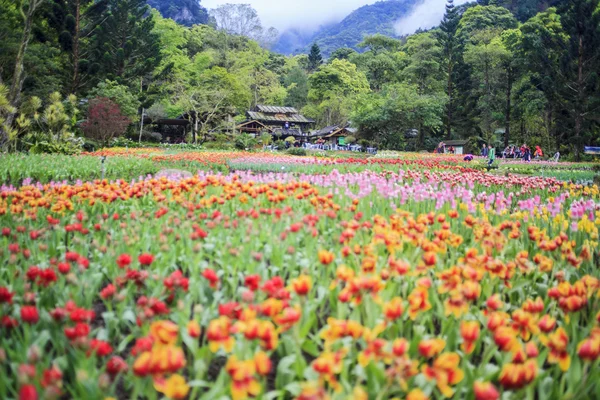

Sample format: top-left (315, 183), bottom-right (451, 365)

top-left (48, 0), bottom-right (108, 93)
top-left (556, 0), bottom-right (600, 159)
top-left (307, 43), bottom-right (323, 72)
top-left (284, 66), bottom-right (309, 109)
top-left (436, 0), bottom-right (462, 138)
top-left (306, 59), bottom-right (369, 127)
top-left (91, 0), bottom-right (161, 85)
top-left (8, 0), bottom-right (45, 106)
top-left (0, 0), bottom-right (45, 146)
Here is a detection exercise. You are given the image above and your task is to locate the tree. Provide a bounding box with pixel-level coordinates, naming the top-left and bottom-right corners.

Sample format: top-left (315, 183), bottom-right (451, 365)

top-left (209, 4), bottom-right (278, 49)
top-left (464, 30), bottom-right (510, 145)
top-left (308, 43), bottom-right (323, 72)
top-left (0, 0), bottom-right (45, 146)
top-left (402, 32), bottom-right (444, 95)
top-left (518, 8), bottom-right (567, 149)
top-left (91, 0), bottom-right (161, 85)
top-left (519, 3), bottom-right (600, 159)
top-left (0, 84), bottom-right (17, 151)
top-left (8, 0), bottom-right (45, 106)
top-left (172, 67), bottom-right (243, 143)
top-left (47, 0), bottom-right (108, 94)
top-left (81, 97), bottom-right (130, 146)
top-left (457, 5), bottom-right (519, 41)
top-left (306, 59), bottom-right (370, 127)
top-left (357, 34), bottom-right (401, 55)
top-left (436, 0), bottom-right (463, 137)
top-left (284, 66), bottom-right (309, 109)
top-left (556, 0), bottom-right (600, 159)
top-left (329, 47), bottom-right (358, 62)
top-left (352, 83), bottom-right (446, 149)
top-left (88, 80), bottom-right (141, 121)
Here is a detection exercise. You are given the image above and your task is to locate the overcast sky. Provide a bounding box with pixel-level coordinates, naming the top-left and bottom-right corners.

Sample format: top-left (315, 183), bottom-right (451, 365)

top-left (202, 0), bottom-right (469, 34)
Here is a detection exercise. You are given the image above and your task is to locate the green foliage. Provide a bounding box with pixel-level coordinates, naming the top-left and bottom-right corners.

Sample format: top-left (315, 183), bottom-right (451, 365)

top-left (234, 133), bottom-right (258, 150)
top-left (287, 147), bottom-right (307, 156)
top-left (283, 66), bottom-right (309, 109)
top-left (352, 83), bottom-right (446, 150)
top-left (307, 43), bottom-right (323, 72)
top-left (88, 80), bottom-right (141, 121)
top-left (91, 0), bottom-right (162, 85)
top-left (17, 93), bottom-right (83, 154)
top-left (306, 59), bottom-right (370, 127)
top-left (457, 5), bottom-right (519, 41)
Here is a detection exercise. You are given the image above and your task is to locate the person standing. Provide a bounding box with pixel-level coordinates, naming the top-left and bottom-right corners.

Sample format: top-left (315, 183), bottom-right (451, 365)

top-left (482, 144), bottom-right (488, 157)
top-left (487, 144), bottom-right (496, 167)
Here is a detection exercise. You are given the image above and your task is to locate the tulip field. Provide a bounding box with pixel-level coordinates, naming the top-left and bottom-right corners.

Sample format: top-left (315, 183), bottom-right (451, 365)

top-left (1, 150), bottom-right (599, 400)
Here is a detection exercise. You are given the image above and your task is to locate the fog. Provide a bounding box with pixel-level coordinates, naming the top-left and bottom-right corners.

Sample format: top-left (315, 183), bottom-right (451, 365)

top-left (395, 0), bottom-right (470, 35)
top-left (202, 0), bottom-right (380, 31)
top-left (202, 0), bottom-right (469, 34)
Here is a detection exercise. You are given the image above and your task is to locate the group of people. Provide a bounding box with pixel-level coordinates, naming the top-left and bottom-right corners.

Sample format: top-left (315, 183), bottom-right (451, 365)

top-left (434, 142), bottom-right (456, 154)
top-left (482, 143), bottom-right (544, 163)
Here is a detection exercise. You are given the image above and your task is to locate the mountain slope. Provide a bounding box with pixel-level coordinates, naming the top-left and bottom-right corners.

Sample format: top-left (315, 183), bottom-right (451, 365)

top-left (273, 0), bottom-right (416, 56)
top-left (147, 0), bottom-right (209, 26)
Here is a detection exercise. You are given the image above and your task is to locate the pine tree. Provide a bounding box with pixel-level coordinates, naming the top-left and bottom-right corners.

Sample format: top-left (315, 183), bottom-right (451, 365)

top-left (308, 42), bottom-right (323, 72)
top-left (436, 0), bottom-right (462, 138)
top-left (556, 0), bottom-right (600, 160)
top-left (47, 0), bottom-right (108, 94)
top-left (91, 0), bottom-right (161, 85)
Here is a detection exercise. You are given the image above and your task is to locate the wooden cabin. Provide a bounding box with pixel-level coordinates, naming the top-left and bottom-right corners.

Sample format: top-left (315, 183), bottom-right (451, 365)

top-left (310, 125), bottom-right (356, 146)
top-left (443, 140), bottom-right (468, 155)
top-left (237, 105), bottom-right (314, 138)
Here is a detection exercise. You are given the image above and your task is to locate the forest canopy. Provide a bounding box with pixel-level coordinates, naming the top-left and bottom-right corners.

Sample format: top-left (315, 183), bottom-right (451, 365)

top-left (0, 0), bottom-right (598, 159)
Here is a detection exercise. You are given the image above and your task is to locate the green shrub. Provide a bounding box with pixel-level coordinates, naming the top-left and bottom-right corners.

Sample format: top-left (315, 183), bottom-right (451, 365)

top-left (287, 147), bottom-right (307, 156)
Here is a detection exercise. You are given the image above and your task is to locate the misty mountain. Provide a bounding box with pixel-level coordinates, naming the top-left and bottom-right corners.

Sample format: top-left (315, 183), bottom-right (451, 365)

top-left (147, 0), bottom-right (209, 26)
top-left (272, 0), bottom-right (416, 56)
top-left (273, 0), bottom-right (557, 56)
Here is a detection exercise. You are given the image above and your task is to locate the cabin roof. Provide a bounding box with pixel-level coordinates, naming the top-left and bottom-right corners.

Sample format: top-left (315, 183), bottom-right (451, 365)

top-left (255, 105), bottom-right (299, 114)
top-left (247, 111), bottom-right (314, 124)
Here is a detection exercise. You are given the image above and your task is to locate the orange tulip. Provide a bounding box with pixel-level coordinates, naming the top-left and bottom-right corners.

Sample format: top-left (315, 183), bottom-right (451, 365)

top-left (486, 294), bottom-right (503, 311)
top-left (499, 359), bottom-right (537, 390)
top-left (418, 338), bottom-right (446, 358)
top-left (422, 352), bottom-right (464, 397)
top-left (153, 374), bottom-right (189, 400)
top-left (187, 320), bottom-right (201, 338)
top-left (474, 381), bottom-right (499, 400)
top-left (254, 351), bottom-right (272, 376)
top-left (546, 327), bottom-right (571, 371)
top-left (206, 316), bottom-right (235, 353)
top-left (392, 338), bottom-right (409, 357)
top-left (318, 250), bottom-right (334, 265)
top-left (291, 275), bottom-right (312, 296)
top-left (149, 320), bottom-right (179, 345)
top-left (460, 321), bottom-right (480, 354)
top-left (383, 297), bottom-right (404, 321)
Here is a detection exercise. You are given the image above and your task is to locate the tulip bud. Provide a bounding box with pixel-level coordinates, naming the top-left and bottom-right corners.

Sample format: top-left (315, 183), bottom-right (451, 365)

top-left (44, 386), bottom-right (62, 400)
top-left (241, 290), bottom-right (255, 303)
top-left (187, 321), bottom-right (201, 338)
top-left (76, 369), bottom-right (89, 382)
top-left (193, 304), bottom-right (204, 315)
top-left (27, 345), bottom-right (41, 363)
